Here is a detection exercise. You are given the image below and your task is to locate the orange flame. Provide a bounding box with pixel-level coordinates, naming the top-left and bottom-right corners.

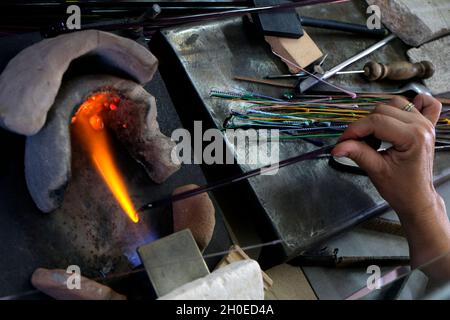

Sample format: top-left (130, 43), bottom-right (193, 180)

top-left (71, 92), bottom-right (139, 223)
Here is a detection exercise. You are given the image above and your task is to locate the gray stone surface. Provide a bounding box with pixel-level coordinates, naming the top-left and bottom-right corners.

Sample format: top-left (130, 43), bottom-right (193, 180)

top-left (366, 0), bottom-right (450, 46)
top-left (0, 30), bottom-right (158, 136)
top-left (25, 75), bottom-right (179, 212)
top-left (407, 36), bottom-right (450, 95)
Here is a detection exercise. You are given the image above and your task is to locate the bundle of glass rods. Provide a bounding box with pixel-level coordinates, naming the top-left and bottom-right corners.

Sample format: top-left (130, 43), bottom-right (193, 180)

top-left (437, 107), bottom-right (450, 144)
top-left (212, 89), bottom-right (385, 141)
top-left (211, 89), bottom-right (450, 143)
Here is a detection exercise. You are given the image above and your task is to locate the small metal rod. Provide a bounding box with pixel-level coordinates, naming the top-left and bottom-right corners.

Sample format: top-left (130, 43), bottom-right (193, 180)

top-left (234, 75), bottom-right (295, 88)
top-left (145, 0), bottom-right (349, 26)
top-left (336, 256), bottom-right (410, 268)
top-left (266, 70), bottom-right (365, 79)
top-left (291, 254), bottom-right (410, 268)
top-left (336, 70), bottom-right (365, 75)
top-left (435, 145), bottom-right (450, 152)
top-left (325, 34), bottom-right (397, 79)
top-left (137, 144), bottom-right (335, 212)
top-left (266, 73), bottom-right (307, 79)
top-left (298, 34), bottom-right (397, 93)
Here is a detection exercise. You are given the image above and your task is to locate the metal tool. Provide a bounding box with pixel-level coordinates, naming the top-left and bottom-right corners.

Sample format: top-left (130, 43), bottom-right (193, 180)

top-left (331, 141), bottom-right (450, 174)
top-left (137, 144), bottom-right (335, 212)
top-left (36, 0), bottom-right (345, 36)
top-left (251, 0), bottom-right (303, 39)
top-left (337, 70), bottom-right (366, 75)
top-left (251, 0), bottom-right (388, 39)
top-left (307, 82), bottom-right (433, 96)
top-left (435, 145), bottom-right (450, 152)
top-left (5, 0), bottom-right (388, 38)
top-left (374, 82), bottom-right (432, 95)
top-left (299, 16), bottom-right (389, 37)
top-left (291, 252), bottom-right (410, 268)
top-left (267, 53), bottom-right (362, 79)
top-left (306, 82), bottom-right (450, 106)
top-left (317, 61), bottom-right (435, 81)
top-left (297, 34), bottom-right (397, 93)
top-left (356, 83), bottom-right (450, 105)
top-left (268, 59), bottom-right (434, 82)
top-left (266, 72), bottom-right (308, 79)
top-left (266, 70), bottom-right (364, 79)
top-left (144, 0), bottom-right (348, 28)
top-left (138, 136), bottom-right (383, 212)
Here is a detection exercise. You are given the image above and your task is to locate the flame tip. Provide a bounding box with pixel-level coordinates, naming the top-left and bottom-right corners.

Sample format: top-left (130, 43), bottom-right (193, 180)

top-left (72, 92), bottom-right (138, 223)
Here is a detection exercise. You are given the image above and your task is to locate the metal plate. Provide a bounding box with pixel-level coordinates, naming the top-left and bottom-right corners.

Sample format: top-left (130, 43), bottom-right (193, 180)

top-left (159, 0), bottom-right (450, 257)
top-left (138, 229), bottom-right (209, 297)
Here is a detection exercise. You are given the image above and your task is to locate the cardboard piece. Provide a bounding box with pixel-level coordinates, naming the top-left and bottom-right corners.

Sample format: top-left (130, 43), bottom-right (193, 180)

top-left (265, 32), bottom-right (323, 73)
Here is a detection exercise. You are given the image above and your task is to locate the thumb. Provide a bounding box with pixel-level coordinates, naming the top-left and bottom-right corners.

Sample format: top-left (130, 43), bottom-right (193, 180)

top-left (332, 140), bottom-right (385, 175)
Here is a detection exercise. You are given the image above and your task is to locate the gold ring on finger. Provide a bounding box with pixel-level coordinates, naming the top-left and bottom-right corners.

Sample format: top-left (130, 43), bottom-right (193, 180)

top-left (403, 102), bottom-right (415, 112)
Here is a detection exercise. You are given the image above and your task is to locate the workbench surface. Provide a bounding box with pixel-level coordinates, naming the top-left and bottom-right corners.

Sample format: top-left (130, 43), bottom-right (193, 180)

top-left (158, 0), bottom-right (450, 259)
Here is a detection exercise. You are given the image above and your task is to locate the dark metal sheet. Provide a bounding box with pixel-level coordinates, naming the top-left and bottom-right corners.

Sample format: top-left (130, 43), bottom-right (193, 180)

top-left (159, 0), bottom-right (450, 257)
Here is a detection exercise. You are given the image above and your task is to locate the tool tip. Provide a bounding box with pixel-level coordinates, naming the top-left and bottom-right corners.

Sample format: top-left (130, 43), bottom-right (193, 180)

top-left (137, 204), bottom-right (152, 213)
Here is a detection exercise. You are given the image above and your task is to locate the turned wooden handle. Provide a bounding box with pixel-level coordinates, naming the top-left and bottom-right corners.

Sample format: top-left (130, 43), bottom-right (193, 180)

top-left (364, 61), bottom-right (435, 81)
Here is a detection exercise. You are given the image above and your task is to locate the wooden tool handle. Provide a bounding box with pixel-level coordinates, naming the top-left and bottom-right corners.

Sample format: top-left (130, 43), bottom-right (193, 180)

top-left (364, 61), bottom-right (435, 81)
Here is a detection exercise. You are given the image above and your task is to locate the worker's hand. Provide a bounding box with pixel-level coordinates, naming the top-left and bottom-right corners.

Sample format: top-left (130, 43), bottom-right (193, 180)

top-left (332, 94), bottom-right (450, 268)
top-left (332, 94), bottom-right (441, 216)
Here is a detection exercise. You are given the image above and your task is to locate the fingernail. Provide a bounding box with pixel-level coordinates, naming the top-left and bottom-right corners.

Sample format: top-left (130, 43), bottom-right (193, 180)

top-left (333, 152), bottom-right (348, 158)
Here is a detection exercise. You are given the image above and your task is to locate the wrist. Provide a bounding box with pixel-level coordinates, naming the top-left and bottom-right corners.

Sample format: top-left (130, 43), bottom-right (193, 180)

top-left (397, 192), bottom-right (450, 268)
top-left (397, 190), bottom-right (445, 226)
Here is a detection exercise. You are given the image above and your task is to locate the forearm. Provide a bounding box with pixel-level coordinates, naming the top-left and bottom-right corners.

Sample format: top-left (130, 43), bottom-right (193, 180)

top-left (396, 192), bottom-right (450, 279)
top-left (333, 94), bottom-right (449, 283)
